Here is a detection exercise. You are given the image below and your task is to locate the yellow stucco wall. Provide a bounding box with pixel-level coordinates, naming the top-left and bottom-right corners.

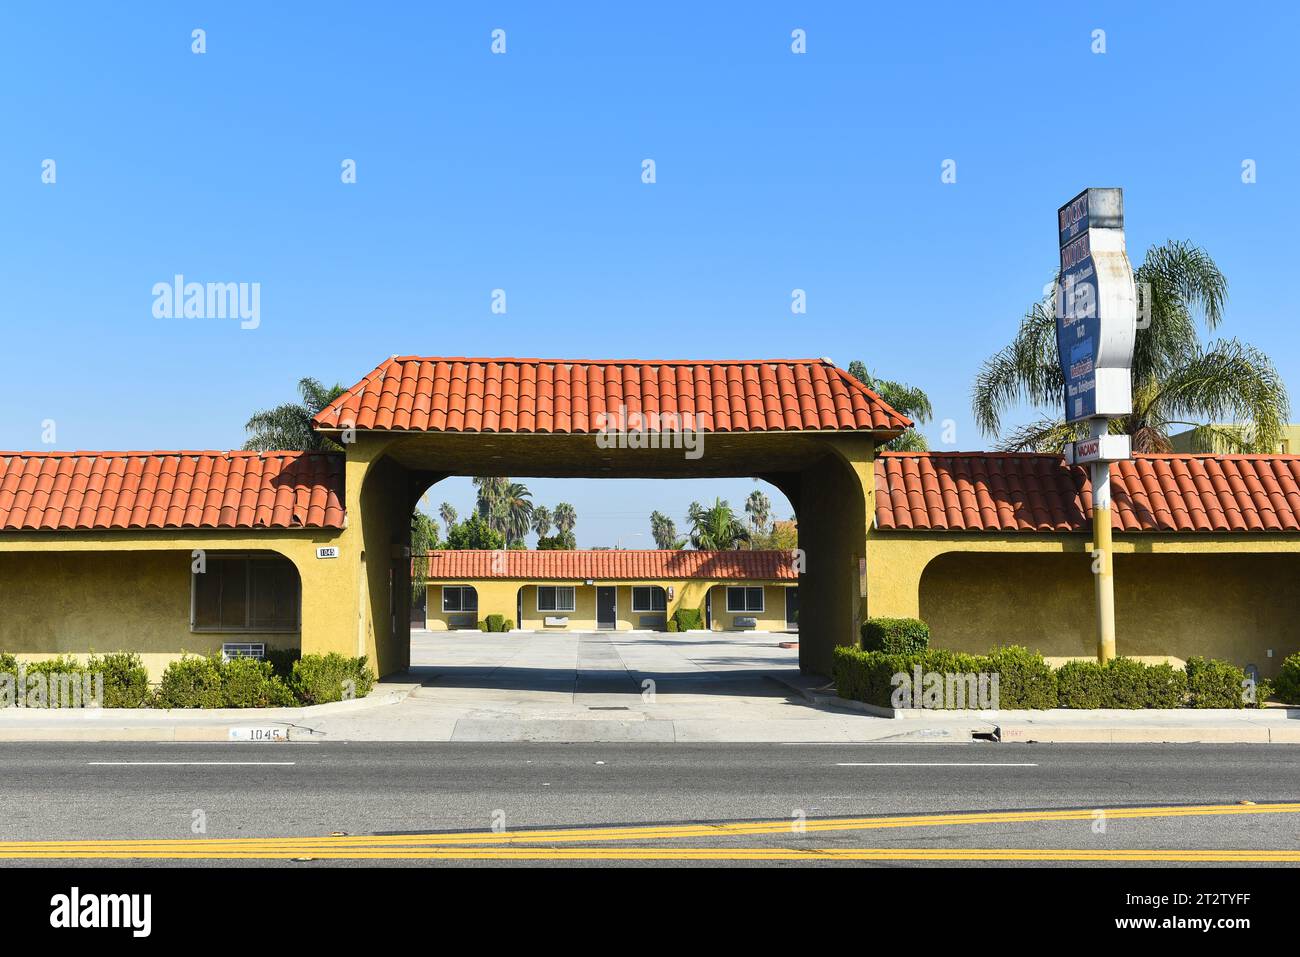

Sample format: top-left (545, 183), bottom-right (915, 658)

top-left (0, 550), bottom-right (303, 679)
top-left (705, 583), bottom-right (794, 632)
top-left (424, 579), bottom-right (796, 632)
top-left (867, 531), bottom-right (1300, 677)
top-left (916, 551), bottom-right (1300, 676)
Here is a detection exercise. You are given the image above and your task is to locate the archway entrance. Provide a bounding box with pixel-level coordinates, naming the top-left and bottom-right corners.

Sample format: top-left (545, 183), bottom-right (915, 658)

top-left (308, 357), bottom-right (909, 679)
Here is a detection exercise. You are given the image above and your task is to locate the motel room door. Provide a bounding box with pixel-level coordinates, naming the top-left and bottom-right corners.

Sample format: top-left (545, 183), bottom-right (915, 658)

top-left (785, 586), bottom-right (799, 630)
top-left (596, 587), bottom-right (617, 630)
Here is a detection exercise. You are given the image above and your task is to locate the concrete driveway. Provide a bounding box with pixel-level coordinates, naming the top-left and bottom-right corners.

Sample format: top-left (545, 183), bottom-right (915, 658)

top-left (301, 629), bottom-right (937, 742)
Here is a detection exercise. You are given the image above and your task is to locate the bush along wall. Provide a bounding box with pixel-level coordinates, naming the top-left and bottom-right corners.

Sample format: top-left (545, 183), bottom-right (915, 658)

top-left (1273, 652), bottom-right (1300, 705)
top-left (834, 645), bottom-right (1273, 711)
top-left (0, 652), bottom-right (376, 709)
top-left (860, 617), bottom-right (930, 655)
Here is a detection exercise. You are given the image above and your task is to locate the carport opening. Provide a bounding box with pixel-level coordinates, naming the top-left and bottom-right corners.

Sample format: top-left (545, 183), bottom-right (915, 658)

top-left (404, 475), bottom-right (809, 699)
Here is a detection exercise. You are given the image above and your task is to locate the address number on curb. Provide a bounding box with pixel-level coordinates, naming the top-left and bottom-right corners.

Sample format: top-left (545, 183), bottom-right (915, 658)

top-left (316, 546), bottom-right (339, 559)
top-left (229, 727), bottom-right (289, 742)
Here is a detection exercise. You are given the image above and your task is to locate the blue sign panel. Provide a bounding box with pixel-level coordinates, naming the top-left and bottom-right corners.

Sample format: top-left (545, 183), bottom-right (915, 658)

top-left (1057, 191), bottom-right (1103, 421)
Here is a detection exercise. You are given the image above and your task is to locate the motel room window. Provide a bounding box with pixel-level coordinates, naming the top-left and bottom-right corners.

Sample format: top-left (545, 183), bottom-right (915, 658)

top-left (191, 555), bottom-right (300, 633)
top-left (631, 586), bottom-right (667, 613)
top-left (726, 586), bottom-right (765, 614)
top-left (441, 585), bottom-right (479, 614)
top-left (536, 585), bottom-right (576, 613)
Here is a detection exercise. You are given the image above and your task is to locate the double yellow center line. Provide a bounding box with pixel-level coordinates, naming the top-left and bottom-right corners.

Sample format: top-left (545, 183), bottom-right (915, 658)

top-left (0, 802), bottom-right (1295, 861)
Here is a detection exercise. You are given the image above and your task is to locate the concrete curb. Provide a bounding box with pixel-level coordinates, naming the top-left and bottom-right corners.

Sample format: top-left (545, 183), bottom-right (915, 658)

top-left (0, 683), bottom-right (418, 742)
top-left (768, 675), bottom-right (1300, 743)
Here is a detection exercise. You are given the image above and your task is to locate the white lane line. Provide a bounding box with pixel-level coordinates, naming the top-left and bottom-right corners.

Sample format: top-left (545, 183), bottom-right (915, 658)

top-left (835, 762), bottom-right (1038, 767)
top-left (86, 762), bottom-right (296, 766)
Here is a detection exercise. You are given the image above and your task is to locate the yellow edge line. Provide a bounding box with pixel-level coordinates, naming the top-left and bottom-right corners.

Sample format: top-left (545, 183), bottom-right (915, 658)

top-left (0, 848), bottom-right (1295, 862)
top-left (0, 802), bottom-right (1295, 852)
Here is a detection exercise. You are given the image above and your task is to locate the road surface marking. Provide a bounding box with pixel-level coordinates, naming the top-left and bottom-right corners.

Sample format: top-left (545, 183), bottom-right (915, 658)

top-left (834, 762), bottom-right (1037, 767)
top-left (86, 762), bottom-right (296, 766)
top-left (0, 847), bottom-right (1293, 862)
top-left (0, 802), bottom-right (1295, 857)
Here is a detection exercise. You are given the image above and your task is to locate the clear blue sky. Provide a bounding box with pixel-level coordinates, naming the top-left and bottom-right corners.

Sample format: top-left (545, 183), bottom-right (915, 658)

top-left (3, 2), bottom-right (1296, 546)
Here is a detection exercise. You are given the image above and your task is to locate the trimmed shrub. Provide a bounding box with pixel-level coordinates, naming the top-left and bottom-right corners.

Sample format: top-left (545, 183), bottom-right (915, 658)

top-left (0, 653), bottom-right (17, 675)
top-left (987, 645), bottom-right (1058, 709)
top-left (666, 620), bottom-right (679, 633)
top-left (220, 656), bottom-right (296, 708)
top-left (833, 647), bottom-right (1005, 710)
top-left (7, 656), bottom-right (92, 708)
top-left (503, 619), bottom-right (515, 632)
top-left (264, 648), bottom-right (302, 680)
top-left (672, 607), bottom-right (704, 631)
top-left (1057, 657), bottom-right (1185, 709)
top-left (1272, 652), bottom-right (1300, 705)
top-left (87, 652), bottom-right (151, 708)
top-left (1055, 660), bottom-right (1107, 708)
top-left (485, 614), bottom-right (506, 633)
top-left (291, 653), bottom-right (375, 705)
top-left (1185, 656), bottom-right (1250, 709)
top-left (154, 655), bottom-right (224, 708)
top-left (478, 620), bottom-right (489, 632)
top-left (860, 617), bottom-right (930, 655)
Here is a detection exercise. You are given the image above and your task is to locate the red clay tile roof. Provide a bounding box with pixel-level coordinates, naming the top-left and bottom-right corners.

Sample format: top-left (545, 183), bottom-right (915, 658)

top-left (423, 549), bottom-right (798, 581)
top-left (0, 451), bottom-right (345, 532)
top-left (874, 452), bottom-right (1300, 533)
top-left (313, 357), bottom-right (911, 434)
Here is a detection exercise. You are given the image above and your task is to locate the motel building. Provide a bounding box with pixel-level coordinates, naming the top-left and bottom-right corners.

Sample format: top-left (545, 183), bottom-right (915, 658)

top-left (0, 355), bottom-right (1298, 682)
top-left (420, 549), bottom-right (799, 633)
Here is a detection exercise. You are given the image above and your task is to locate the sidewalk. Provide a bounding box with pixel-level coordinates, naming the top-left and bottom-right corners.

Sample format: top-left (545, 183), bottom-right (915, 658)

top-left (0, 631), bottom-right (1295, 743)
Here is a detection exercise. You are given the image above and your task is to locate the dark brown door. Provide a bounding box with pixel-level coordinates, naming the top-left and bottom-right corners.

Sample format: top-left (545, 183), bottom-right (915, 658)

top-left (596, 587), bottom-right (617, 629)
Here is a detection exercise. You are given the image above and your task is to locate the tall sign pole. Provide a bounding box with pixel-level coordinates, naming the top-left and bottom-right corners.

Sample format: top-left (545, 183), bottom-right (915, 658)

top-left (1056, 188), bottom-right (1137, 663)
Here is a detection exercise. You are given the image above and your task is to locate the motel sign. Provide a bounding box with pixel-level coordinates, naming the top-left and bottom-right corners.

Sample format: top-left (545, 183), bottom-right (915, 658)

top-left (1055, 188), bottom-right (1138, 423)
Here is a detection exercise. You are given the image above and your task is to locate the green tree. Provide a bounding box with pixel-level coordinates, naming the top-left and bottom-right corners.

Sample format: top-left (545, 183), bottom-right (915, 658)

top-left (847, 361), bottom-right (934, 452)
top-left (536, 530), bottom-right (577, 550)
top-left (553, 502), bottom-right (577, 536)
top-left (242, 377), bottom-right (346, 452)
top-left (531, 505), bottom-right (553, 540)
top-left (410, 511), bottom-right (439, 604)
top-left (444, 512), bottom-right (505, 550)
top-left (649, 510), bottom-right (686, 549)
top-left (743, 490), bottom-right (772, 540)
top-left (687, 499), bottom-right (750, 550)
top-left (472, 477), bottom-right (533, 545)
top-left (752, 519), bottom-right (798, 550)
top-left (972, 240), bottom-right (1289, 452)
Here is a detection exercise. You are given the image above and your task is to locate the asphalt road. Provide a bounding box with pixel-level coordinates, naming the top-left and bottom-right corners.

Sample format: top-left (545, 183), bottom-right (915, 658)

top-left (0, 742), bottom-right (1297, 866)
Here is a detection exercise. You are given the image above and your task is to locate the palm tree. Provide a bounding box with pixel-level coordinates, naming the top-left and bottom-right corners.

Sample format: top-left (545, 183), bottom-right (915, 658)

top-left (500, 482), bottom-right (534, 545)
top-left (472, 477), bottom-right (507, 519)
top-left (649, 510), bottom-right (686, 549)
top-left (243, 377), bottom-right (346, 452)
top-left (847, 361), bottom-right (934, 452)
top-left (531, 505), bottom-right (553, 540)
top-left (744, 490), bottom-right (772, 539)
top-left (688, 498), bottom-right (750, 550)
top-left (553, 502), bottom-right (577, 536)
top-left (972, 240), bottom-right (1289, 453)
top-left (438, 502), bottom-right (458, 531)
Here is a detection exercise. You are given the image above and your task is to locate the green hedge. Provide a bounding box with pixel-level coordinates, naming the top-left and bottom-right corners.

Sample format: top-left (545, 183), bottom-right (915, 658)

top-left (672, 607), bottom-right (704, 631)
top-left (860, 617), bottom-right (930, 655)
top-left (154, 652), bottom-right (373, 708)
top-left (833, 645), bottom-right (1270, 711)
top-left (1271, 653), bottom-right (1300, 705)
top-left (1056, 658), bottom-right (1186, 709)
top-left (1184, 656), bottom-right (1272, 709)
top-left (154, 655), bottom-right (225, 708)
top-left (219, 656), bottom-right (296, 708)
top-left (483, 614), bottom-right (507, 633)
top-left (290, 653), bottom-right (375, 705)
top-left (88, 652), bottom-right (151, 708)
